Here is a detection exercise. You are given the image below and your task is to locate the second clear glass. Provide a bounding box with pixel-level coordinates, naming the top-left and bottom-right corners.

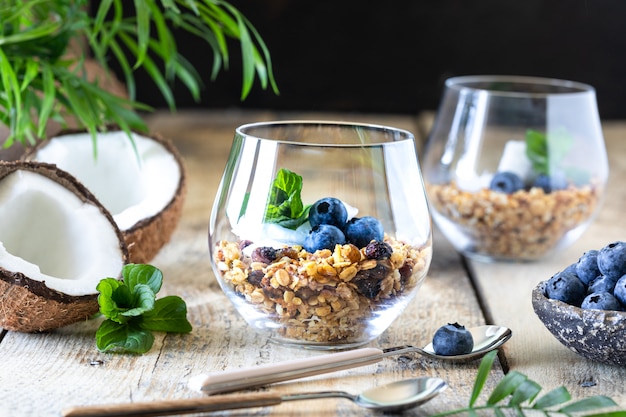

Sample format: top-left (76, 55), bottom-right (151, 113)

top-left (422, 75), bottom-right (609, 262)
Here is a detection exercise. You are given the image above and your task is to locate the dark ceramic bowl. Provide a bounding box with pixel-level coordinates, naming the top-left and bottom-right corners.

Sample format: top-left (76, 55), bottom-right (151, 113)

top-left (532, 280), bottom-right (626, 366)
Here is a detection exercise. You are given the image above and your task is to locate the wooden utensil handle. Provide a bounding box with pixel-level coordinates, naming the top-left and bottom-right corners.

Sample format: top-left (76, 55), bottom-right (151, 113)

top-left (62, 392), bottom-right (283, 417)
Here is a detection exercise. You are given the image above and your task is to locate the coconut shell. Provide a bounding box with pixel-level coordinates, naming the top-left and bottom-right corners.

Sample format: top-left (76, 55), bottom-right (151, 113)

top-left (123, 133), bottom-right (187, 264)
top-left (0, 161), bottom-right (129, 332)
top-left (25, 129), bottom-right (187, 264)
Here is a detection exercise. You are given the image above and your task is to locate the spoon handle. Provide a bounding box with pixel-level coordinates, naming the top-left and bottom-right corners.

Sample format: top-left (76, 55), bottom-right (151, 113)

top-left (188, 347), bottom-right (384, 394)
top-left (62, 393), bottom-right (283, 417)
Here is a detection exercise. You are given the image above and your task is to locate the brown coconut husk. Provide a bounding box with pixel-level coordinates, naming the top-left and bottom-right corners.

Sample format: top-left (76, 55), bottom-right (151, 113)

top-left (0, 161), bottom-right (129, 332)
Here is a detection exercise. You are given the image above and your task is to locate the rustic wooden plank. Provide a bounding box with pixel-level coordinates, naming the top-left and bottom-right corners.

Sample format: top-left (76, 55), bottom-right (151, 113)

top-left (0, 110), bottom-right (501, 417)
top-left (467, 122), bottom-right (626, 405)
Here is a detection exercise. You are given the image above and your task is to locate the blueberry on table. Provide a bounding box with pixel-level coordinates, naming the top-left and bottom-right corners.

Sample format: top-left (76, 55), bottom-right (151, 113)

top-left (303, 224), bottom-right (346, 252)
top-left (308, 197), bottom-right (348, 228)
top-left (575, 250), bottom-right (601, 285)
top-left (581, 292), bottom-right (622, 311)
top-left (344, 216), bottom-right (384, 248)
top-left (597, 241), bottom-right (626, 280)
top-left (489, 171), bottom-right (524, 194)
top-left (432, 323), bottom-right (474, 356)
top-left (545, 270), bottom-right (586, 306)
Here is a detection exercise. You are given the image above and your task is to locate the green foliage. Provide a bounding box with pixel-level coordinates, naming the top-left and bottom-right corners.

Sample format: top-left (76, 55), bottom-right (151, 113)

top-left (434, 351), bottom-right (626, 417)
top-left (95, 263), bottom-right (192, 354)
top-left (263, 168), bottom-right (311, 230)
top-left (525, 128), bottom-right (573, 175)
top-left (0, 0), bottom-right (278, 148)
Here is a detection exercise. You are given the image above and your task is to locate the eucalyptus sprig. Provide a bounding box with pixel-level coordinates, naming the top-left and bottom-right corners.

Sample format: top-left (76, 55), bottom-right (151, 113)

top-left (433, 351), bottom-right (626, 417)
top-left (0, 0), bottom-right (278, 148)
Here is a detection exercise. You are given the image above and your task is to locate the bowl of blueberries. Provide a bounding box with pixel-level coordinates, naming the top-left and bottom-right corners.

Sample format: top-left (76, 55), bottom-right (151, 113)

top-left (422, 75), bottom-right (609, 262)
top-left (532, 241), bottom-right (626, 366)
top-left (209, 121), bottom-right (433, 349)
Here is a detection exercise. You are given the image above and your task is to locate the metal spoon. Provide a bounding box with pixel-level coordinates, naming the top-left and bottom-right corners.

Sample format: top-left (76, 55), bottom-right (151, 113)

top-left (189, 325), bottom-right (511, 394)
top-left (62, 377), bottom-right (447, 417)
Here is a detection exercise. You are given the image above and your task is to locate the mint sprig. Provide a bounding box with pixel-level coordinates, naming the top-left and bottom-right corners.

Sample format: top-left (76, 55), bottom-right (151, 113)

top-left (263, 168), bottom-right (311, 230)
top-left (434, 351), bottom-right (624, 417)
top-left (95, 264), bottom-right (192, 354)
top-left (525, 128), bottom-right (573, 175)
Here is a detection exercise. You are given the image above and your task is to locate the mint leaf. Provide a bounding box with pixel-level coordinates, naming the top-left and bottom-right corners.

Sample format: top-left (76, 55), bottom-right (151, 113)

top-left (525, 128), bottom-right (573, 175)
top-left (263, 168), bottom-right (311, 229)
top-left (96, 320), bottom-right (155, 354)
top-left (123, 263), bottom-right (163, 295)
top-left (95, 264), bottom-right (192, 354)
top-left (96, 278), bottom-right (133, 324)
top-left (120, 283), bottom-right (156, 318)
top-left (140, 296), bottom-right (193, 333)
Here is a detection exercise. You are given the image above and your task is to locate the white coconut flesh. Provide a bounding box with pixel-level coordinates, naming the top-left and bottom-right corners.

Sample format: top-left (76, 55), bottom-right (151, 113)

top-left (0, 170), bottom-right (125, 296)
top-left (33, 131), bottom-right (181, 231)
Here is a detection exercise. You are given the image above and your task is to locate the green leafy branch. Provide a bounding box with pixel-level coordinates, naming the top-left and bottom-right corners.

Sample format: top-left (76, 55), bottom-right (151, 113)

top-left (0, 0), bottom-right (278, 148)
top-left (433, 351), bottom-right (626, 417)
top-left (95, 263), bottom-right (192, 354)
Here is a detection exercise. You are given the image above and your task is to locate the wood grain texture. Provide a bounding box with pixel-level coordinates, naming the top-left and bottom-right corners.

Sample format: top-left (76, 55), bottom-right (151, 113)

top-left (0, 110), bottom-right (500, 417)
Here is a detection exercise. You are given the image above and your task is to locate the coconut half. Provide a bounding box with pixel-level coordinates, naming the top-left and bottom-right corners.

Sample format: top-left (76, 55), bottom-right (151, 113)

top-left (28, 130), bottom-right (186, 263)
top-left (0, 161), bottom-right (128, 332)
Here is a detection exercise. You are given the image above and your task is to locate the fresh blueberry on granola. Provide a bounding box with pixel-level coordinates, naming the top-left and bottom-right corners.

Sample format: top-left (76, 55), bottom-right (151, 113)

top-left (489, 171), bottom-right (524, 194)
top-left (309, 197), bottom-right (348, 229)
top-left (344, 216), bottom-right (384, 248)
top-left (303, 224), bottom-right (346, 252)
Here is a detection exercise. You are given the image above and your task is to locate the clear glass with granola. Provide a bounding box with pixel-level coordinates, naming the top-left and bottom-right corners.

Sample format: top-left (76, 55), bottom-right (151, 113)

top-left (209, 121), bottom-right (432, 349)
top-left (422, 76), bottom-right (608, 261)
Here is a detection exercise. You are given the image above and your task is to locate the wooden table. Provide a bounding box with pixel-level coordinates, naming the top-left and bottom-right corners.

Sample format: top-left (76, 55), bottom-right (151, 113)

top-left (1, 109), bottom-right (625, 416)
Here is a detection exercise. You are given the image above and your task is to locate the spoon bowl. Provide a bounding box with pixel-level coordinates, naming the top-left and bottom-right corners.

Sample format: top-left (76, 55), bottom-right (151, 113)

top-left (190, 325), bottom-right (511, 394)
top-left (62, 377), bottom-right (448, 416)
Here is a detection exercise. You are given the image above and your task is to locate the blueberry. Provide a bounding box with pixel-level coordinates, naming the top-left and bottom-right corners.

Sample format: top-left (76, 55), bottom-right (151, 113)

top-left (588, 275), bottom-right (618, 294)
top-left (597, 241), bottom-right (626, 280)
top-left (303, 224), bottom-right (346, 252)
top-left (581, 292), bottom-right (622, 311)
top-left (613, 275), bottom-right (626, 306)
top-left (308, 197), bottom-right (348, 228)
top-left (575, 250), bottom-right (601, 285)
top-left (489, 171), bottom-right (524, 194)
top-left (344, 216), bottom-right (384, 248)
top-left (533, 173), bottom-right (568, 193)
top-left (432, 323), bottom-right (474, 356)
top-left (545, 270), bottom-right (586, 306)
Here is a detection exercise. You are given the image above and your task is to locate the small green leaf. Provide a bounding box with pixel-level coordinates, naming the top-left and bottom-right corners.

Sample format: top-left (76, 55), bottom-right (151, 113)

top-left (96, 278), bottom-right (133, 324)
top-left (559, 396), bottom-right (618, 414)
top-left (123, 263), bottom-right (163, 295)
top-left (585, 412), bottom-right (626, 417)
top-left (508, 379), bottom-right (541, 406)
top-left (532, 386), bottom-right (571, 409)
top-left (120, 283), bottom-right (156, 318)
top-left (469, 350), bottom-right (497, 407)
top-left (96, 320), bottom-right (155, 354)
top-left (487, 371), bottom-right (527, 405)
top-left (140, 296), bottom-right (192, 333)
top-left (263, 168), bottom-right (311, 229)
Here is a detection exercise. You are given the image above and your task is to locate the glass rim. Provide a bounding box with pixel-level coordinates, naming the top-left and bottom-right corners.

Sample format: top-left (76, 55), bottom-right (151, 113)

top-left (444, 75), bottom-right (595, 97)
top-left (235, 120), bottom-right (415, 147)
